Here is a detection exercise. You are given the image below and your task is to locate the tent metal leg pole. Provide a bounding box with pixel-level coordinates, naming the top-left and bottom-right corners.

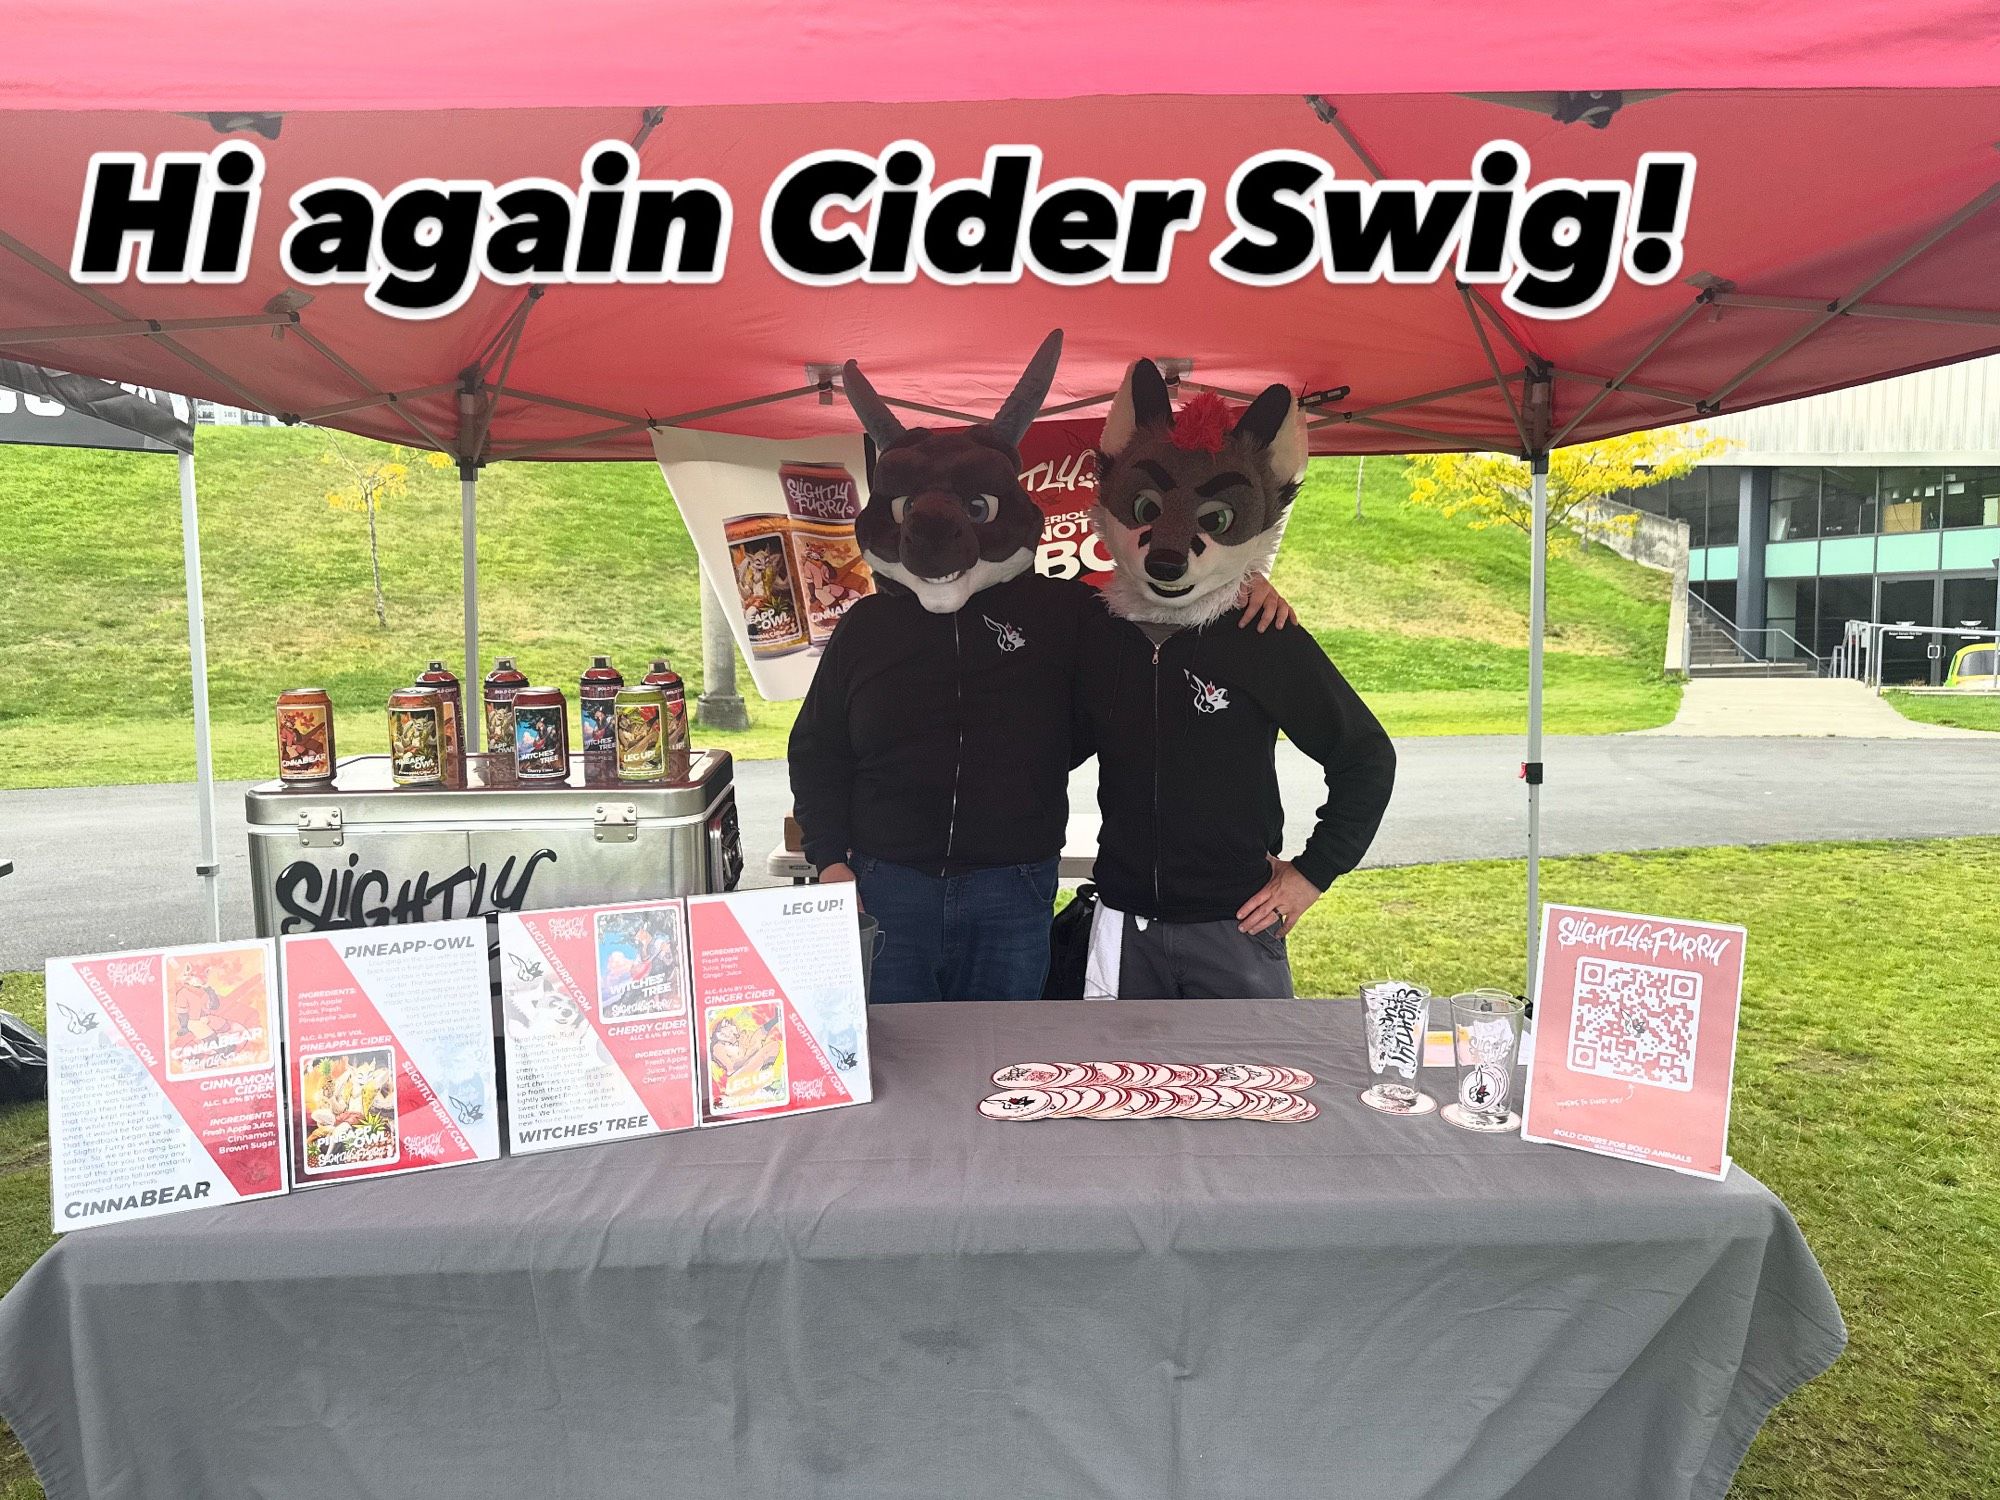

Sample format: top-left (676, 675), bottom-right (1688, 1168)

top-left (178, 449), bottom-right (222, 943)
top-left (461, 470), bottom-right (479, 693)
top-left (1526, 456), bottom-right (1548, 997)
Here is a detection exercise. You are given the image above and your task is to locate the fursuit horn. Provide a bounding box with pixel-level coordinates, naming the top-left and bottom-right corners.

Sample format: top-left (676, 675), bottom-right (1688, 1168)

top-left (840, 359), bottom-right (908, 450)
top-left (988, 328), bottom-right (1065, 451)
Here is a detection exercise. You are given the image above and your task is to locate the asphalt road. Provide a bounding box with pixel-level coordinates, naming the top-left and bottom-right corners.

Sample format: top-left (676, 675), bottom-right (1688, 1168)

top-left (3, 734), bottom-right (1996, 971)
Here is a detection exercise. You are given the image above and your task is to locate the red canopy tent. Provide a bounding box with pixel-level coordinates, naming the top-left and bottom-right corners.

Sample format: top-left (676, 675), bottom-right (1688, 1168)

top-left (4, 1), bottom-right (1997, 977)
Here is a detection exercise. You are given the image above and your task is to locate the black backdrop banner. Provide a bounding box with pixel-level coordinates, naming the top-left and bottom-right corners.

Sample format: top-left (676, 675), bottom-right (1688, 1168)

top-left (0, 359), bottom-right (193, 453)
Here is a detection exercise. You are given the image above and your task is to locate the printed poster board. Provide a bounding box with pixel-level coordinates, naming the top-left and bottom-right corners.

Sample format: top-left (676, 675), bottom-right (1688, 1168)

top-left (281, 919), bottom-right (500, 1184)
top-left (687, 884), bottom-right (872, 1125)
top-left (1522, 904), bottom-right (1746, 1180)
top-left (498, 900), bottom-right (700, 1153)
top-left (46, 940), bottom-right (287, 1231)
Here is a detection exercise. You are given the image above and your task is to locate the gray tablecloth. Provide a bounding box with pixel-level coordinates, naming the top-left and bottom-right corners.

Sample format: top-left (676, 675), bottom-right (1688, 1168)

top-left (0, 999), bottom-right (1845, 1500)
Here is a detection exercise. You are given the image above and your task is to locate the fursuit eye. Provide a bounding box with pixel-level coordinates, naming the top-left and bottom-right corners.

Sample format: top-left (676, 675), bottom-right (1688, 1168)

top-left (1196, 503), bottom-right (1235, 536)
top-left (965, 493), bottom-right (999, 524)
top-left (1132, 491), bottom-right (1163, 524)
top-left (890, 495), bottom-right (912, 523)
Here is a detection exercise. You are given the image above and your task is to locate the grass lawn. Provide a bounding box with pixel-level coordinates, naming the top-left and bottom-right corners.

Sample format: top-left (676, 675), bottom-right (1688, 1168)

top-left (0, 432), bottom-right (1678, 790)
top-left (1884, 690), bottom-right (2000, 733)
top-left (0, 838), bottom-right (1992, 1496)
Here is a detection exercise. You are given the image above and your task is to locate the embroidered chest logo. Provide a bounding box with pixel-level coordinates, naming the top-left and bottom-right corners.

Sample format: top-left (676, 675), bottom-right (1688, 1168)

top-left (1186, 670), bottom-right (1230, 713)
top-left (983, 616), bottom-right (1026, 652)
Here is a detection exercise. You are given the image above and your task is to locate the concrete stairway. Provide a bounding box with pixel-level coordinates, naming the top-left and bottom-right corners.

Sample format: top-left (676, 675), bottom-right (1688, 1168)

top-left (1687, 612), bottom-right (1815, 678)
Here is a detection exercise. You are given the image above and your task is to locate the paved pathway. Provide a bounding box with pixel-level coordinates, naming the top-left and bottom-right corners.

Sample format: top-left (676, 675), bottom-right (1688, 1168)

top-left (3, 731), bottom-right (1995, 971)
top-left (1642, 677), bottom-right (1988, 738)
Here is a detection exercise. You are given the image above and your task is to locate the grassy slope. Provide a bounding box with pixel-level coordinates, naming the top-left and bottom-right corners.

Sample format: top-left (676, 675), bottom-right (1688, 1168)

top-left (1, 838), bottom-right (1993, 1497)
top-left (0, 433), bottom-right (1677, 789)
top-left (1884, 690), bottom-right (2000, 733)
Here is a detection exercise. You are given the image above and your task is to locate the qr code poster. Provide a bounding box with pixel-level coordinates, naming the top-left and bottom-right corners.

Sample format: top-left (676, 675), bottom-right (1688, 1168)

top-left (1522, 905), bottom-right (1746, 1180)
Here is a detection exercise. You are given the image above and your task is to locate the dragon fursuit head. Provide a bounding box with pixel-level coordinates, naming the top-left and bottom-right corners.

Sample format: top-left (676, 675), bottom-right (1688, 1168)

top-left (840, 329), bottom-right (1063, 614)
top-left (1094, 360), bottom-right (1307, 626)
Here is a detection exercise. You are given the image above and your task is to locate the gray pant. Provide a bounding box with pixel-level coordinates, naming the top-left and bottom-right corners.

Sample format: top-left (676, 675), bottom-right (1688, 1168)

top-left (1115, 912), bottom-right (1295, 999)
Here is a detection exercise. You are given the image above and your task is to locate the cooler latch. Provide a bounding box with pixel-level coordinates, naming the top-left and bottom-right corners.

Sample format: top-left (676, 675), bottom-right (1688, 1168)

top-left (593, 802), bottom-right (639, 843)
top-left (296, 807), bottom-right (344, 848)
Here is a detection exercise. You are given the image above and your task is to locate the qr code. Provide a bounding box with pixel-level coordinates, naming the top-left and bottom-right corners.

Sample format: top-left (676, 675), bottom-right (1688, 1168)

top-left (1566, 958), bottom-right (1701, 1091)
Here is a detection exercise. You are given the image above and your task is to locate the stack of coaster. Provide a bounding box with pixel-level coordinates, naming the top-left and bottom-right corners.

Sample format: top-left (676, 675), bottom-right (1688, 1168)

top-left (980, 1061), bottom-right (1318, 1123)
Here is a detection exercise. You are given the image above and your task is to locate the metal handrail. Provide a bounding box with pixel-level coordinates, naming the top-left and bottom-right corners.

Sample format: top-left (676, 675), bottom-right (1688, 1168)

top-left (1684, 591), bottom-right (1824, 673)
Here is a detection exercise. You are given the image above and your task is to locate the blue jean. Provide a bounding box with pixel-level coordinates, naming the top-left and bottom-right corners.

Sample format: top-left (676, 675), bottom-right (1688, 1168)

top-left (854, 855), bottom-right (1060, 1003)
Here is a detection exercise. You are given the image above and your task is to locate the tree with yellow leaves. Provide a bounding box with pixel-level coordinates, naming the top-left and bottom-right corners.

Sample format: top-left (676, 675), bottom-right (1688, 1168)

top-left (1405, 427), bottom-right (1730, 557)
top-left (321, 435), bottom-right (454, 627)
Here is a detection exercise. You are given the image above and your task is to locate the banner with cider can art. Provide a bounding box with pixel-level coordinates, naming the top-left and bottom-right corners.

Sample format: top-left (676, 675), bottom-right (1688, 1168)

top-left (654, 419), bottom-right (1109, 700)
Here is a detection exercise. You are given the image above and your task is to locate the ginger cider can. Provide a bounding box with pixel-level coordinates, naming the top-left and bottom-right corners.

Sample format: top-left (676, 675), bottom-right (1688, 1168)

top-left (642, 658), bottom-right (690, 753)
top-left (512, 686), bottom-right (570, 781)
top-left (276, 687), bottom-right (336, 783)
top-left (723, 514), bottom-right (809, 659)
top-left (613, 685), bottom-right (669, 782)
top-left (387, 687), bottom-right (445, 786)
top-left (483, 655), bottom-right (529, 756)
top-left (579, 656), bottom-right (624, 754)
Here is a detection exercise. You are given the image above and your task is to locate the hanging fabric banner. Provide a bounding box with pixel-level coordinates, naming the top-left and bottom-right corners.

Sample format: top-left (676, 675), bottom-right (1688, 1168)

top-left (654, 417), bottom-right (1108, 700)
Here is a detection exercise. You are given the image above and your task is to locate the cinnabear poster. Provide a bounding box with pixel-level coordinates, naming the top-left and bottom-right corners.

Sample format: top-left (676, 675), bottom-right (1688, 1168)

top-left (687, 884), bottom-right (871, 1126)
top-left (46, 940), bottom-right (287, 1231)
top-left (280, 918), bottom-right (499, 1185)
top-left (498, 901), bottom-right (700, 1153)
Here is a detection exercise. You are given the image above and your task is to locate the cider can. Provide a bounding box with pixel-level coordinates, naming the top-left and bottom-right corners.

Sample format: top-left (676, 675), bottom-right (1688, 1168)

top-left (275, 687), bottom-right (336, 784)
top-left (387, 687), bottom-right (445, 787)
top-left (642, 658), bottom-right (690, 753)
top-left (483, 656), bottom-right (529, 756)
top-left (416, 659), bottom-right (467, 786)
top-left (723, 514), bottom-right (809, 658)
top-left (512, 686), bottom-right (570, 781)
top-left (612, 685), bottom-right (669, 782)
top-left (579, 655), bottom-right (624, 754)
top-left (789, 518), bottom-right (875, 649)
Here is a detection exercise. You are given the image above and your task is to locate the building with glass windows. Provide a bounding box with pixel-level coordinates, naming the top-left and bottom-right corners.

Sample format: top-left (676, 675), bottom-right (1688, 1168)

top-left (1616, 355), bottom-right (2000, 685)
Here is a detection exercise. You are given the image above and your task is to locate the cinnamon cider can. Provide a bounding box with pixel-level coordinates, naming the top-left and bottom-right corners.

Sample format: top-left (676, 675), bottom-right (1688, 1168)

top-left (483, 656), bottom-right (529, 756)
top-left (780, 461), bottom-right (873, 650)
top-left (275, 688), bottom-right (336, 784)
top-left (386, 687), bottom-right (445, 786)
top-left (723, 514), bottom-right (809, 659)
top-left (512, 686), bottom-right (570, 781)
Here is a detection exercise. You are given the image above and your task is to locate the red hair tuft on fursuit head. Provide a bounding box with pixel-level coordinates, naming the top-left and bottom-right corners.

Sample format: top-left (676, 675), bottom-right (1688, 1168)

top-left (1170, 392), bottom-right (1232, 453)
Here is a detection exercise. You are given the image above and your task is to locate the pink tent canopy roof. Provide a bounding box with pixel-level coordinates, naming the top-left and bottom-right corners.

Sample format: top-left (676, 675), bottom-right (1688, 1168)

top-left (1, 7), bottom-right (1997, 459)
top-left (8, 1), bottom-right (2000, 108)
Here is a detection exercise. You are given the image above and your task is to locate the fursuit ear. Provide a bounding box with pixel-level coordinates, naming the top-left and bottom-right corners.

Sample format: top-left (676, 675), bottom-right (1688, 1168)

top-left (989, 328), bottom-right (1064, 451)
top-left (1101, 357), bottom-right (1174, 455)
top-left (841, 359), bottom-right (907, 450)
top-left (1233, 382), bottom-right (1308, 490)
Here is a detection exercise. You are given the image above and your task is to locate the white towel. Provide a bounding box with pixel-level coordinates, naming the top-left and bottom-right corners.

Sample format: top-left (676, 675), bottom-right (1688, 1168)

top-left (1084, 900), bottom-right (1147, 1000)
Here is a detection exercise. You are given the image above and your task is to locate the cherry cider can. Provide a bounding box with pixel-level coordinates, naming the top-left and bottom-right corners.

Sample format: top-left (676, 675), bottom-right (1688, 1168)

top-left (579, 655), bottom-right (624, 754)
top-left (512, 686), bottom-right (570, 781)
top-left (415, 659), bottom-right (466, 786)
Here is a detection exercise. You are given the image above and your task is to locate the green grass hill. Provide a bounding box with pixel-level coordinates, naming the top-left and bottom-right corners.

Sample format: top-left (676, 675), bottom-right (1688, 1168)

top-left (0, 429), bottom-right (1678, 790)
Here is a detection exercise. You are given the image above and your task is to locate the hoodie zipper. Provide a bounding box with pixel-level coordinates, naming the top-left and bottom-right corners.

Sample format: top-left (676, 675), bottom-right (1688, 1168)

top-left (1151, 640), bottom-right (1163, 912)
top-left (944, 612), bottom-right (964, 865)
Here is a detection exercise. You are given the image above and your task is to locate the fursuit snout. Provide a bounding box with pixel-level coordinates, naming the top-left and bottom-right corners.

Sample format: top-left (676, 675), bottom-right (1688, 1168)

top-left (1138, 515), bottom-right (1207, 583)
top-left (901, 491), bottom-right (982, 578)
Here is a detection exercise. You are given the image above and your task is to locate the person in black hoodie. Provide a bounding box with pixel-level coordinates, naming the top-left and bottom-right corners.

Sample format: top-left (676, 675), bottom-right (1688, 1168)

top-left (789, 333), bottom-right (1292, 1003)
top-left (1077, 361), bottom-right (1396, 999)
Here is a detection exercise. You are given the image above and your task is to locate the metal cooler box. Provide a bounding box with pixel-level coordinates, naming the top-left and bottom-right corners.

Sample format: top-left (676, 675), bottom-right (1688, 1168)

top-left (245, 752), bottom-right (741, 938)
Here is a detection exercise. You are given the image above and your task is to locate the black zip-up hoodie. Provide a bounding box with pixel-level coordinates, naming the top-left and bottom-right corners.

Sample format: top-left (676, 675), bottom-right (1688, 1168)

top-left (788, 571), bottom-right (1092, 875)
top-left (1077, 604), bottom-right (1396, 922)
